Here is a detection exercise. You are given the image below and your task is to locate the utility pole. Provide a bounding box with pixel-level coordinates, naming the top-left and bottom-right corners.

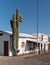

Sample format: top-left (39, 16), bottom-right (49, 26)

top-left (36, 0), bottom-right (39, 54)
top-left (10, 8), bottom-right (22, 56)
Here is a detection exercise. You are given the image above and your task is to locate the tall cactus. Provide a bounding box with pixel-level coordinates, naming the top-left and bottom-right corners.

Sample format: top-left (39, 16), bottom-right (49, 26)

top-left (10, 9), bottom-right (22, 56)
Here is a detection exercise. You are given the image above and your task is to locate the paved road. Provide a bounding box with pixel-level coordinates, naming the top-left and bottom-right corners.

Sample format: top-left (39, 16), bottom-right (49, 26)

top-left (0, 53), bottom-right (50, 65)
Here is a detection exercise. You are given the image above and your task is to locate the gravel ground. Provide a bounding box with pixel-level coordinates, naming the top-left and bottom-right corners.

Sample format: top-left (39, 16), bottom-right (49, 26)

top-left (0, 52), bottom-right (50, 65)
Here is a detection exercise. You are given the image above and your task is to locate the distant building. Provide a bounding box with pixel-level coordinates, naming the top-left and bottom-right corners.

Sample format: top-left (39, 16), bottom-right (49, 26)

top-left (0, 30), bottom-right (50, 56)
top-left (32, 33), bottom-right (50, 52)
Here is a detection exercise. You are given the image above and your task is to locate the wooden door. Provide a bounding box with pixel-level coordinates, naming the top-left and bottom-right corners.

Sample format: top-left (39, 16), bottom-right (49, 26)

top-left (4, 41), bottom-right (8, 56)
top-left (48, 43), bottom-right (50, 51)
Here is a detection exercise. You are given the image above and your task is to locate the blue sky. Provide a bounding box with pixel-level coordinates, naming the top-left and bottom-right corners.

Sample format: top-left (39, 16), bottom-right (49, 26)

top-left (0, 0), bottom-right (50, 34)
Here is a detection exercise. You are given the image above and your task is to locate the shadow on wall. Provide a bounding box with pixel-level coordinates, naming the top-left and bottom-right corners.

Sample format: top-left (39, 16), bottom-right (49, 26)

top-left (25, 41), bottom-right (37, 53)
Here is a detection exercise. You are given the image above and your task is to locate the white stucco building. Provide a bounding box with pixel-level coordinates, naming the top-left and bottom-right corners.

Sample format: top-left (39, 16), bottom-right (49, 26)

top-left (0, 30), bottom-right (50, 56)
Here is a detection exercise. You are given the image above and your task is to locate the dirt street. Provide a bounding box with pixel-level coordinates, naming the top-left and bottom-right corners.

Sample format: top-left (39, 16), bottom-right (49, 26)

top-left (0, 52), bottom-right (50, 65)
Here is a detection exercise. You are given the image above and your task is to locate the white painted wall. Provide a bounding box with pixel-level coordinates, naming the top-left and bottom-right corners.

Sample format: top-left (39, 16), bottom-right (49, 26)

top-left (18, 37), bottom-right (37, 55)
top-left (18, 38), bottom-right (26, 55)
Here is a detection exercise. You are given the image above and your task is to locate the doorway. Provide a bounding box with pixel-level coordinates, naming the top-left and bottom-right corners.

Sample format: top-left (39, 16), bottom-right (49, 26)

top-left (48, 43), bottom-right (50, 51)
top-left (4, 41), bottom-right (8, 56)
top-left (41, 44), bottom-right (42, 51)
